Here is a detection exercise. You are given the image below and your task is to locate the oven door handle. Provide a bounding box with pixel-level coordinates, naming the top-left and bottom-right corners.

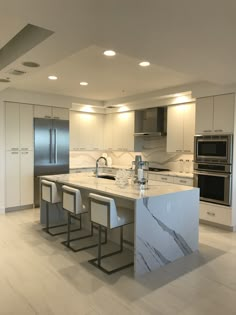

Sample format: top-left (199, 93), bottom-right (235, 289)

top-left (193, 171), bottom-right (231, 178)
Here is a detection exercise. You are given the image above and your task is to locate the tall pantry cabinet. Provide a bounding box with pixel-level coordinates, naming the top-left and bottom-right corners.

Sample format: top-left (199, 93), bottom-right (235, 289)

top-left (5, 102), bottom-right (34, 210)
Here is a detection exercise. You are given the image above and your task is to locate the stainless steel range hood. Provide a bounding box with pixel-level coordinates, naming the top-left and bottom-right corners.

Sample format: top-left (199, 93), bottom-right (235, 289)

top-left (134, 107), bottom-right (167, 136)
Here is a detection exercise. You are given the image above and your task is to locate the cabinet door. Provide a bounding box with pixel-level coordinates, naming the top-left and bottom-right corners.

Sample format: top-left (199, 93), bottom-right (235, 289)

top-left (112, 113), bottom-right (124, 151)
top-left (195, 97), bottom-right (214, 134)
top-left (20, 104), bottom-right (33, 150)
top-left (78, 113), bottom-right (93, 150)
top-left (5, 151), bottom-right (20, 208)
top-left (5, 102), bottom-right (20, 151)
top-left (69, 111), bottom-right (80, 151)
top-left (92, 114), bottom-right (104, 150)
top-left (183, 103), bottom-right (195, 153)
top-left (213, 94), bottom-right (234, 133)
top-left (52, 107), bottom-right (69, 120)
top-left (124, 111), bottom-right (134, 151)
top-left (20, 150), bottom-right (34, 206)
top-left (104, 114), bottom-right (113, 151)
top-left (167, 105), bottom-right (184, 152)
top-left (34, 105), bottom-right (52, 118)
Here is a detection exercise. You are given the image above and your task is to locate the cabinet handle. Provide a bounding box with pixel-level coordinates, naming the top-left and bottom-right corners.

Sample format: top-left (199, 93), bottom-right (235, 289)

top-left (11, 148), bottom-right (19, 151)
top-left (203, 130), bottom-right (212, 132)
top-left (207, 211), bottom-right (215, 216)
top-left (21, 152), bottom-right (29, 155)
top-left (53, 116), bottom-right (60, 119)
top-left (21, 148), bottom-right (28, 151)
top-left (161, 177), bottom-right (167, 180)
top-left (79, 148), bottom-right (86, 150)
top-left (214, 129), bottom-right (223, 132)
top-left (11, 151), bottom-right (19, 155)
top-left (44, 115), bottom-right (51, 118)
top-left (176, 150), bottom-right (182, 152)
top-left (184, 150), bottom-right (191, 152)
top-left (180, 180), bottom-right (187, 183)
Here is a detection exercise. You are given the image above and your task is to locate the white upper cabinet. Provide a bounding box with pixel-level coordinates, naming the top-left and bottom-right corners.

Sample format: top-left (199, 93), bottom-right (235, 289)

top-left (34, 105), bottom-right (69, 120)
top-left (34, 105), bottom-right (52, 118)
top-left (5, 102), bottom-right (33, 151)
top-left (167, 103), bottom-right (195, 153)
top-left (52, 107), bottom-right (69, 120)
top-left (5, 102), bottom-right (20, 151)
top-left (103, 113), bottom-right (113, 151)
top-left (195, 94), bottom-right (235, 134)
top-left (70, 111), bottom-right (104, 151)
top-left (20, 104), bottom-right (33, 150)
top-left (104, 111), bottom-right (134, 151)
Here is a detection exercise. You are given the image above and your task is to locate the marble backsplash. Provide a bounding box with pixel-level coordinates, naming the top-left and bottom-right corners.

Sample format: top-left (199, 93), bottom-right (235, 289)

top-left (70, 137), bottom-right (194, 173)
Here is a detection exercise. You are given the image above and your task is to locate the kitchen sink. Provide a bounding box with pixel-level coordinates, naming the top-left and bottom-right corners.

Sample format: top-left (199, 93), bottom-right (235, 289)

top-left (97, 174), bottom-right (116, 180)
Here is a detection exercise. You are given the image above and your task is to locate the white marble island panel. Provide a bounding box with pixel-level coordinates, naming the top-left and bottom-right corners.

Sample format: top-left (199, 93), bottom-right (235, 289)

top-left (40, 172), bottom-right (199, 276)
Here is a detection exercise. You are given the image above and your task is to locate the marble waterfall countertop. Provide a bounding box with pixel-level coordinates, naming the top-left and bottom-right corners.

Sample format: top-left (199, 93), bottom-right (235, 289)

top-left (41, 172), bottom-right (196, 201)
top-left (40, 172), bottom-right (199, 276)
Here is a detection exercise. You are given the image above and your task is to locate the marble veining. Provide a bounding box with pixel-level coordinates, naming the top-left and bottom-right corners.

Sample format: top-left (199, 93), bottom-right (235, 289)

top-left (143, 197), bottom-right (193, 255)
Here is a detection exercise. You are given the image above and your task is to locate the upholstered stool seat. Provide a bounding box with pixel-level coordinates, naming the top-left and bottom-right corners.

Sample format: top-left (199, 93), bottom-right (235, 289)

top-left (61, 185), bottom-right (106, 252)
top-left (88, 193), bottom-right (134, 274)
top-left (41, 179), bottom-right (67, 236)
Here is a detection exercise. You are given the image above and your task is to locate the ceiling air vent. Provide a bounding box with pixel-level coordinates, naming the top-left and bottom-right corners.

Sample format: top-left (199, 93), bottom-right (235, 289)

top-left (7, 69), bottom-right (26, 76)
top-left (0, 78), bottom-right (10, 83)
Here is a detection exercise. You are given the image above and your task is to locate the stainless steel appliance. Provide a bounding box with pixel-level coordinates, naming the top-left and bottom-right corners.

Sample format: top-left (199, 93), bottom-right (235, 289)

top-left (194, 134), bottom-right (233, 164)
top-left (34, 118), bottom-right (69, 206)
top-left (194, 134), bottom-right (233, 206)
top-left (194, 162), bottom-right (232, 206)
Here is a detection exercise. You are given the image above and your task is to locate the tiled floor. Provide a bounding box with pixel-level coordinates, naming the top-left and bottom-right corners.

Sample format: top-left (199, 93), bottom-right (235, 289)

top-left (0, 208), bottom-right (236, 315)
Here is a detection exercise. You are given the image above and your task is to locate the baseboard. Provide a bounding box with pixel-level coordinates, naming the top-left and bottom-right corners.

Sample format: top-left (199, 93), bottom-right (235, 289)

top-left (5, 204), bottom-right (34, 212)
top-left (200, 219), bottom-right (235, 232)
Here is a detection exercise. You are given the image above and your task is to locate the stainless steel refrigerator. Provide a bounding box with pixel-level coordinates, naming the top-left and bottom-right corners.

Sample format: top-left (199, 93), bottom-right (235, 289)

top-left (34, 118), bottom-right (69, 206)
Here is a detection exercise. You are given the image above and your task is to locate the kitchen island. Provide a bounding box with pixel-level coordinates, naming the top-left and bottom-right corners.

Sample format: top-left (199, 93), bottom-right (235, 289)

top-left (40, 172), bottom-right (199, 276)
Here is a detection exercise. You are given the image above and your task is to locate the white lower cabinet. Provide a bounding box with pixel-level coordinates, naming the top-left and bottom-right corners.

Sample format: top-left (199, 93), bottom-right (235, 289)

top-left (20, 150), bottom-right (34, 206)
top-left (5, 151), bottom-right (20, 208)
top-left (149, 173), bottom-right (193, 186)
top-left (5, 150), bottom-right (33, 209)
top-left (199, 202), bottom-right (232, 227)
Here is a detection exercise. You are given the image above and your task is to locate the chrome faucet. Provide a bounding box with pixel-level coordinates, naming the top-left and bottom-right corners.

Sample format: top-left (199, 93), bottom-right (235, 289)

top-left (95, 156), bottom-right (107, 177)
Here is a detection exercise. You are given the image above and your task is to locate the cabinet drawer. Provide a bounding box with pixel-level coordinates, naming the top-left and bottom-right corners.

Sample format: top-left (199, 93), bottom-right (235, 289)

top-left (199, 203), bottom-right (232, 226)
top-left (173, 177), bottom-right (193, 186)
top-left (150, 174), bottom-right (174, 183)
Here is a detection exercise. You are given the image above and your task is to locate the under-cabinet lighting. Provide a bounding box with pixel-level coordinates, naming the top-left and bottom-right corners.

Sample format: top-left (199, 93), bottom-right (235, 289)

top-left (80, 105), bottom-right (94, 113)
top-left (80, 81), bottom-right (88, 86)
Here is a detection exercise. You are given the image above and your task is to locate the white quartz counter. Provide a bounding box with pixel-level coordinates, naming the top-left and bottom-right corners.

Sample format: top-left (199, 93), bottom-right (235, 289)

top-left (42, 172), bottom-right (196, 201)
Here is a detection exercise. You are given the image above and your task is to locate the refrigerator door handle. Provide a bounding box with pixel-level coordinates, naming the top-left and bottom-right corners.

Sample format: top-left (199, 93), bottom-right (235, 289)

top-left (49, 128), bottom-right (53, 163)
top-left (54, 128), bottom-right (57, 164)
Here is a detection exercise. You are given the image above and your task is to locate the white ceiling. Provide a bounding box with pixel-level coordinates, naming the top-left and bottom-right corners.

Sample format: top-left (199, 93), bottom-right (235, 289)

top-left (0, 0), bottom-right (236, 103)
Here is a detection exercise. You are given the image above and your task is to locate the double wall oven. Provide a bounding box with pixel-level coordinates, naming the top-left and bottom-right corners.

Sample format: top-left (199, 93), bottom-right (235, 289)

top-left (194, 134), bottom-right (233, 206)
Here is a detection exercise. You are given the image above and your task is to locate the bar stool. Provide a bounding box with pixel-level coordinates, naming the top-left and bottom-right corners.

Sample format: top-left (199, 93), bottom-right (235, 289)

top-left (88, 193), bottom-right (134, 274)
top-left (61, 185), bottom-right (107, 252)
top-left (41, 179), bottom-right (67, 236)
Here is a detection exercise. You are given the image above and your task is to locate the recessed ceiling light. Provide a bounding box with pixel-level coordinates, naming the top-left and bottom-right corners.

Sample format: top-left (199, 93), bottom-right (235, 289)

top-left (80, 81), bottom-right (88, 86)
top-left (103, 50), bottom-right (116, 57)
top-left (48, 75), bottom-right (58, 80)
top-left (139, 61), bottom-right (150, 67)
top-left (22, 61), bottom-right (40, 68)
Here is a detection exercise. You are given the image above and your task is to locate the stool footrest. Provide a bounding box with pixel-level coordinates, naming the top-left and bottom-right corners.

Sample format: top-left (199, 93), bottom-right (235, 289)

top-left (61, 230), bottom-right (107, 252)
top-left (42, 224), bottom-right (81, 236)
top-left (88, 251), bottom-right (134, 275)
